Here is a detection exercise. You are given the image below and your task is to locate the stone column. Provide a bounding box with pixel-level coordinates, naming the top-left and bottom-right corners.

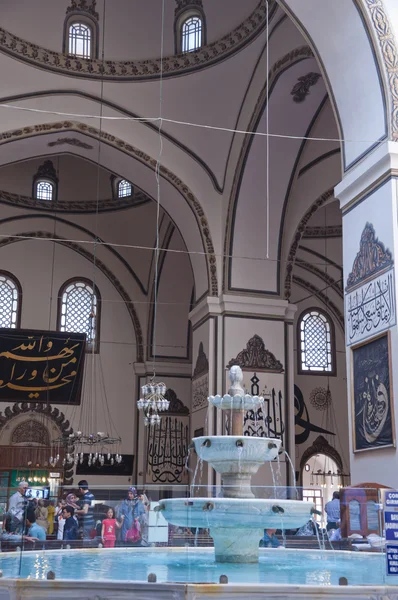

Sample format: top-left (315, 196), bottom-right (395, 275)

top-left (189, 294), bottom-right (296, 490)
top-left (335, 141), bottom-right (398, 487)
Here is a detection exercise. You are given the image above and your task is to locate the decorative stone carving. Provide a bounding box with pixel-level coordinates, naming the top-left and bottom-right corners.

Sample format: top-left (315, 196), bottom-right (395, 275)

top-left (48, 137), bottom-right (93, 149)
top-left (66, 0), bottom-right (99, 20)
top-left (192, 374), bottom-right (208, 412)
top-left (299, 435), bottom-right (343, 473)
top-left (0, 120), bottom-right (218, 297)
top-left (0, 402), bottom-right (75, 484)
top-left (0, 1), bottom-right (272, 81)
top-left (0, 187), bottom-right (150, 213)
top-left (0, 230), bottom-right (144, 362)
top-left (11, 419), bottom-right (50, 446)
top-left (302, 225), bottom-right (342, 238)
top-left (165, 389), bottom-right (189, 415)
top-left (291, 72), bottom-right (321, 102)
top-left (193, 342), bottom-right (208, 379)
top-left (175, 0), bottom-right (203, 9)
top-left (226, 335), bottom-right (284, 373)
top-left (346, 223), bottom-right (393, 291)
top-left (35, 159), bottom-right (58, 183)
top-left (309, 387), bottom-right (332, 411)
top-left (363, 0), bottom-right (398, 141)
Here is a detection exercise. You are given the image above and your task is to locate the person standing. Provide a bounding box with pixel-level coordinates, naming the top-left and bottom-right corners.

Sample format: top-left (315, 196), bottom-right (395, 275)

top-left (25, 509), bottom-right (46, 542)
top-left (7, 481), bottom-right (29, 533)
top-left (325, 491), bottom-right (341, 531)
top-left (55, 499), bottom-right (66, 541)
top-left (75, 480), bottom-right (95, 541)
top-left (119, 487), bottom-right (145, 543)
top-left (101, 507), bottom-right (121, 548)
top-left (63, 506), bottom-right (79, 541)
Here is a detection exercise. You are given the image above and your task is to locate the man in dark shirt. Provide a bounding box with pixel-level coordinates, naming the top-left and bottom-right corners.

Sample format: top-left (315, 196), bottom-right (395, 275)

top-left (63, 506), bottom-right (79, 541)
top-left (75, 480), bottom-right (95, 542)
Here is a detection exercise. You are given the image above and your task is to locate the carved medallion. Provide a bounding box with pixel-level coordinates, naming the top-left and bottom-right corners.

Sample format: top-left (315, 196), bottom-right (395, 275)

top-left (226, 334), bottom-right (284, 372)
top-left (291, 72), bottom-right (321, 102)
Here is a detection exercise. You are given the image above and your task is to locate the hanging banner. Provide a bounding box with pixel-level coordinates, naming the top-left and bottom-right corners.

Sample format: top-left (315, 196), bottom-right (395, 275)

top-left (0, 329), bottom-right (86, 405)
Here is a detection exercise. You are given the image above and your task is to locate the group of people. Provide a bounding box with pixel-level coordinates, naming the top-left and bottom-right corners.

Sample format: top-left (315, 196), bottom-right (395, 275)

top-left (1, 479), bottom-right (149, 548)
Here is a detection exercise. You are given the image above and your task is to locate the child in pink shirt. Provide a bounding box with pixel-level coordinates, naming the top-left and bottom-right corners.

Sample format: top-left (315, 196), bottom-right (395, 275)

top-left (101, 507), bottom-right (121, 548)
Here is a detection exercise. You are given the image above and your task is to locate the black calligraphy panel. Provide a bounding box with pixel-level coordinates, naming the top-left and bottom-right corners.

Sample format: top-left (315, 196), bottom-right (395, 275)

top-left (0, 329), bottom-right (86, 405)
top-left (352, 333), bottom-right (394, 451)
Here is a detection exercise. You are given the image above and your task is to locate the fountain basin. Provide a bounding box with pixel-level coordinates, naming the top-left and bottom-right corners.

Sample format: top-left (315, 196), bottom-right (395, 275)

top-left (159, 497), bottom-right (314, 562)
top-left (194, 436), bottom-right (281, 468)
top-left (208, 394), bottom-right (264, 410)
top-left (159, 497), bottom-right (312, 530)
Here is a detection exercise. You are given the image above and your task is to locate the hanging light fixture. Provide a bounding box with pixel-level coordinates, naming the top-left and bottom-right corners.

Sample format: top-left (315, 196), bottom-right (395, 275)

top-left (137, 381), bottom-right (169, 427)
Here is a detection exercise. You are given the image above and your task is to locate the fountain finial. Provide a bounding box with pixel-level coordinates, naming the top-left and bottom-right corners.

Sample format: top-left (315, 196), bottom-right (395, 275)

top-left (228, 365), bottom-right (244, 397)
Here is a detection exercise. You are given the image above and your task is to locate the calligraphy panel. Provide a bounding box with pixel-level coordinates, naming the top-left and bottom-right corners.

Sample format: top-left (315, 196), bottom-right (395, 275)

top-left (346, 268), bottom-right (396, 346)
top-left (0, 329), bottom-right (86, 405)
top-left (352, 332), bottom-right (395, 452)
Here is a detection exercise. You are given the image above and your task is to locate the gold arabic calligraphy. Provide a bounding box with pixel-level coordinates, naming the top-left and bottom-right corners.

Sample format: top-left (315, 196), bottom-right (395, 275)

top-left (0, 336), bottom-right (79, 396)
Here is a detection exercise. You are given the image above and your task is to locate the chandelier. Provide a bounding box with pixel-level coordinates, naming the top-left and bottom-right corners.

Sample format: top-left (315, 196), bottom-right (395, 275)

top-left (137, 381), bottom-right (169, 426)
top-left (49, 431), bottom-right (122, 468)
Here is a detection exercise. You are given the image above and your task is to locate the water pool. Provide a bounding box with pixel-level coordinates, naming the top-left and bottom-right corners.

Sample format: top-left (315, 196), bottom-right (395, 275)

top-left (0, 547), bottom-right (394, 586)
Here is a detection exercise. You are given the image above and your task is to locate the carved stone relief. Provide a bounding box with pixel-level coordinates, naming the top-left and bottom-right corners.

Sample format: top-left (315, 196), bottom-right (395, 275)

top-left (226, 334), bottom-right (284, 373)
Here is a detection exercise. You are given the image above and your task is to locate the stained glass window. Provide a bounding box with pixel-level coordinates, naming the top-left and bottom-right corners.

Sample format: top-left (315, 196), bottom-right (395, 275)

top-left (68, 22), bottom-right (92, 58)
top-left (0, 273), bottom-right (20, 328)
top-left (299, 309), bottom-right (333, 373)
top-left (118, 179), bottom-right (132, 198)
top-left (59, 280), bottom-right (99, 351)
top-left (35, 181), bottom-right (54, 201)
top-left (181, 17), bottom-right (202, 53)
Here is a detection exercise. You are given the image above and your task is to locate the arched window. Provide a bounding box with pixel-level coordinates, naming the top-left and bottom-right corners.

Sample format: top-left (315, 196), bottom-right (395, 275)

top-left (298, 308), bottom-right (335, 374)
top-left (68, 22), bottom-right (92, 58)
top-left (0, 272), bottom-right (21, 329)
top-left (35, 180), bottom-right (54, 201)
top-left (174, 5), bottom-right (206, 55)
top-left (33, 160), bottom-right (58, 202)
top-left (181, 16), bottom-right (202, 52)
top-left (118, 179), bottom-right (132, 198)
top-left (58, 279), bottom-right (100, 352)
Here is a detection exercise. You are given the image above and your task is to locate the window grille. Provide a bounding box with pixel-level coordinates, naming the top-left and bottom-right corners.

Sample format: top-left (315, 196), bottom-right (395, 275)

top-left (35, 181), bottom-right (53, 201)
top-left (68, 22), bottom-right (92, 58)
top-left (299, 309), bottom-right (333, 373)
top-left (118, 179), bottom-right (132, 198)
top-left (59, 280), bottom-right (99, 350)
top-left (181, 16), bottom-right (202, 53)
top-left (0, 274), bottom-right (20, 328)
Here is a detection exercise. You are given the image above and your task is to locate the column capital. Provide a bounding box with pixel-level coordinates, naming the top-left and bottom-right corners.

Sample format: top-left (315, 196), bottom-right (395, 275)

top-left (189, 294), bottom-right (297, 327)
top-left (335, 141), bottom-right (398, 212)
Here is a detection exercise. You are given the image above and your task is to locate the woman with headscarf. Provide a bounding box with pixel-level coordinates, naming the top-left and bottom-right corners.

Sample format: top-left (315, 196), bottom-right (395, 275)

top-left (119, 487), bottom-right (145, 544)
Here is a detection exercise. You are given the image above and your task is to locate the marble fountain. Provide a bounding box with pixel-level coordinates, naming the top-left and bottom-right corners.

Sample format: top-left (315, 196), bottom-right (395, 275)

top-left (157, 365), bottom-right (314, 563)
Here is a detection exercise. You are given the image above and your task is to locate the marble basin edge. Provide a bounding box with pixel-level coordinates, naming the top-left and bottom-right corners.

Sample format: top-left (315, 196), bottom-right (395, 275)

top-left (159, 497), bottom-right (314, 530)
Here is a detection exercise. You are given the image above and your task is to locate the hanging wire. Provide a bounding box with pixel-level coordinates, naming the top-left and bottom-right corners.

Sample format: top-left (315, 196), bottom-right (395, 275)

top-left (0, 102), bottom-right (389, 146)
top-left (151, 0), bottom-right (166, 379)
